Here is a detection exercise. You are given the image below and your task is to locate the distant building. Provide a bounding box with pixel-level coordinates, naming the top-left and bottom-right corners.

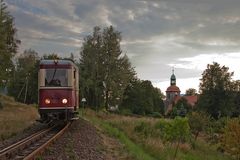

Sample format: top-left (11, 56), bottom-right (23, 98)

top-left (173, 95), bottom-right (198, 108)
top-left (165, 69), bottom-right (181, 112)
top-left (164, 69), bottom-right (198, 114)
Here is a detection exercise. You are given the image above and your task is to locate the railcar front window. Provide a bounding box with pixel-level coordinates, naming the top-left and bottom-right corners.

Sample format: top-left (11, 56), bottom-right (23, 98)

top-left (45, 69), bottom-right (68, 87)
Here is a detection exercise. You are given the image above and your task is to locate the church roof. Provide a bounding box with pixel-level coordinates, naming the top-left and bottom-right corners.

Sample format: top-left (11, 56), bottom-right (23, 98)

top-left (174, 95), bottom-right (198, 106)
top-left (166, 85), bottom-right (181, 92)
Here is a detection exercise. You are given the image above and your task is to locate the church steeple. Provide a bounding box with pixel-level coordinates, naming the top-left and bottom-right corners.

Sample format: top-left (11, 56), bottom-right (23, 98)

top-left (165, 68), bottom-right (181, 113)
top-left (170, 68), bottom-right (176, 86)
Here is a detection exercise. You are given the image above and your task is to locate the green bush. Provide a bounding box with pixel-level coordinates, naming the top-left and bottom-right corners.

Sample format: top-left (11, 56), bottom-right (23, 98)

top-left (207, 117), bottom-right (229, 144)
top-left (134, 121), bottom-right (153, 138)
top-left (210, 117), bottom-right (229, 133)
top-left (154, 119), bottom-right (171, 140)
top-left (169, 117), bottom-right (191, 142)
top-left (155, 117), bottom-right (190, 142)
top-left (154, 117), bottom-right (191, 159)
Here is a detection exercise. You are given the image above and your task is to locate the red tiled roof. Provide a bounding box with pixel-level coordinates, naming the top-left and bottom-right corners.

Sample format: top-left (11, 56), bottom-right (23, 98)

top-left (166, 85), bottom-right (181, 92)
top-left (174, 95), bottom-right (198, 106)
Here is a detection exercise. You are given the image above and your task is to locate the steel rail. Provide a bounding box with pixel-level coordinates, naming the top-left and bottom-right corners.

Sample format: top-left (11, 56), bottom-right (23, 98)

top-left (24, 122), bottom-right (71, 160)
top-left (0, 127), bottom-right (53, 160)
top-left (0, 122), bottom-right (71, 160)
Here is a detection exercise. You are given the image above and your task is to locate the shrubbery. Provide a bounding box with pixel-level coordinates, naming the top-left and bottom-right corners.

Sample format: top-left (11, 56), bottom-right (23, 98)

top-left (134, 121), bottom-right (153, 138)
top-left (154, 117), bottom-right (190, 159)
top-left (188, 112), bottom-right (210, 140)
top-left (221, 118), bottom-right (240, 159)
top-left (134, 117), bottom-right (191, 159)
top-left (206, 117), bottom-right (229, 144)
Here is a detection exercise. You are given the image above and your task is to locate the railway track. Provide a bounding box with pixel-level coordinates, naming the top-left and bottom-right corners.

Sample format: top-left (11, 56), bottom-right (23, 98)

top-left (0, 122), bottom-right (71, 160)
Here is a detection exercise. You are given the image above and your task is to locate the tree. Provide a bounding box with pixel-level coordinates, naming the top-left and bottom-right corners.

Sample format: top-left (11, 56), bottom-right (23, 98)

top-left (79, 26), bottom-right (104, 109)
top-left (101, 26), bottom-right (135, 110)
top-left (120, 79), bottom-right (165, 115)
top-left (198, 62), bottom-right (235, 119)
top-left (0, 0), bottom-right (20, 87)
top-left (8, 49), bottom-right (39, 103)
top-left (188, 111), bottom-right (210, 140)
top-left (185, 88), bottom-right (197, 96)
top-left (232, 80), bottom-right (240, 117)
top-left (79, 26), bottom-right (135, 110)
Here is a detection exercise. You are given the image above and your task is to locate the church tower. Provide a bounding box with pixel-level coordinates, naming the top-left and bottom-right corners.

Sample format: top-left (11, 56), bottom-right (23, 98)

top-left (165, 68), bottom-right (181, 112)
top-left (170, 69), bottom-right (176, 86)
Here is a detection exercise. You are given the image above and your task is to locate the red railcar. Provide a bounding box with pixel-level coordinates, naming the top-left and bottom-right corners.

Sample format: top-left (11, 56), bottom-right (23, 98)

top-left (38, 59), bottom-right (79, 122)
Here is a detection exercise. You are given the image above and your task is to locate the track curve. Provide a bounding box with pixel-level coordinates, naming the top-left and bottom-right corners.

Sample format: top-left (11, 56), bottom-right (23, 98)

top-left (0, 122), bottom-right (71, 160)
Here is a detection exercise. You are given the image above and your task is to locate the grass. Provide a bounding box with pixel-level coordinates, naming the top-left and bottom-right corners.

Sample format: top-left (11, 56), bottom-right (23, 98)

top-left (83, 109), bottom-right (233, 160)
top-left (0, 94), bottom-right (38, 141)
top-left (83, 109), bottom-right (156, 160)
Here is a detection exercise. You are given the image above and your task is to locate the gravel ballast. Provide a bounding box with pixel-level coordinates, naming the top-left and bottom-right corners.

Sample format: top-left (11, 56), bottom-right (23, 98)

top-left (41, 118), bottom-right (121, 160)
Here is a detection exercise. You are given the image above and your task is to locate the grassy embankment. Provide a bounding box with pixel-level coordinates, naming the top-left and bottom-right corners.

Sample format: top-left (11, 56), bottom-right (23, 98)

top-left (83, 109), bottom-right (233, 160)
top-left (0, 94), bottom-right (38, 141)
top-left (82, 109), bottom-right (156, 160)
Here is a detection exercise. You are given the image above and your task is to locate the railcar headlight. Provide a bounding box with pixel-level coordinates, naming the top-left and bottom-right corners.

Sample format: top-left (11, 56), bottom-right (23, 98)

top-left (45, 98), bottom-right (51, 104)
top-left (62, 98), bottom-right (68, 104)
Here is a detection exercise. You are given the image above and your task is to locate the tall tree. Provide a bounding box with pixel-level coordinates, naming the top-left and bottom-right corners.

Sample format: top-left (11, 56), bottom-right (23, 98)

top-left (101, 26), bottom-right (135, 109)
top-left (79, 26), bottom-right (135, 110)
top-left (80, 26), bottom-right (103, 109)
top-left (0, 0), bottom-right (20, 87)
top-left (198, 62), bottom-right (235, 118)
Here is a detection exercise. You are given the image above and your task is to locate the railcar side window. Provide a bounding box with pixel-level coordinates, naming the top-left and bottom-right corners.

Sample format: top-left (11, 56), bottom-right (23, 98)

top-left (45, 69), bottom-right (68, 87)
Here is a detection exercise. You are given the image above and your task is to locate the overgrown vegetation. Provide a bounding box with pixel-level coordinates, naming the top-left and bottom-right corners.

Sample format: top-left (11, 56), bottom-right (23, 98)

top-left (84, 109), bottom-right (233, 160)
top-left (188, 112), bottom-right (210, 140)
top-left (222, 118), bottom-right (240, 159)
top-left (0, 94), bottom-right (38, 141)
top-left (85, 109), bottom-right (156, 160)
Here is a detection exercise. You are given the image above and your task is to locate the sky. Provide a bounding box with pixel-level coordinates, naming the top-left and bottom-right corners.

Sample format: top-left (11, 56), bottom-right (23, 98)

top-left (6, 0), bottom-right (240, 94)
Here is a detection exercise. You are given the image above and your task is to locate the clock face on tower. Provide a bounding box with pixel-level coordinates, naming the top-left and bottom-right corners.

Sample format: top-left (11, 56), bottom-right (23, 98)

top-left (171, 80), bottom-right (176, 84)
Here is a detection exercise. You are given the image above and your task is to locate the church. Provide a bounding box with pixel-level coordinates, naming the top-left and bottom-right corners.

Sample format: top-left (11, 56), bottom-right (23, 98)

top-left (164, 69), bottom-right (198, 114)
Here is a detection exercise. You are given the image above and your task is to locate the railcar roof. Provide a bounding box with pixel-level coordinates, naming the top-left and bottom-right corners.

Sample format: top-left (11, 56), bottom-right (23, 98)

top-left (39, 59), bottom-right (78, 70)
top-left (40, 59), bottom-right (74, 65)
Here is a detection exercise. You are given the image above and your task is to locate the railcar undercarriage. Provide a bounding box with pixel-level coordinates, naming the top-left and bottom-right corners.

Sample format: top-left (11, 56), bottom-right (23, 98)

top-left (38, 109), bottom-right (78, 123)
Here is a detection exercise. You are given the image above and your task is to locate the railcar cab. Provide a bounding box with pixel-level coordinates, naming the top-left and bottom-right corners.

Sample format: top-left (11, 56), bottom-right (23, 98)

top-left (38, 59), bottom-right (79, 122)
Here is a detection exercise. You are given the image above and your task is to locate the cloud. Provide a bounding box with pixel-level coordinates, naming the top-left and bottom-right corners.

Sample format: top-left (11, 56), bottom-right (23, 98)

top-left (8, 0), bottom-right (240, 53)
top-left (170, 53), bottom-right (240, 78)
top-left (6, 0), bottom-right (240, 92)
